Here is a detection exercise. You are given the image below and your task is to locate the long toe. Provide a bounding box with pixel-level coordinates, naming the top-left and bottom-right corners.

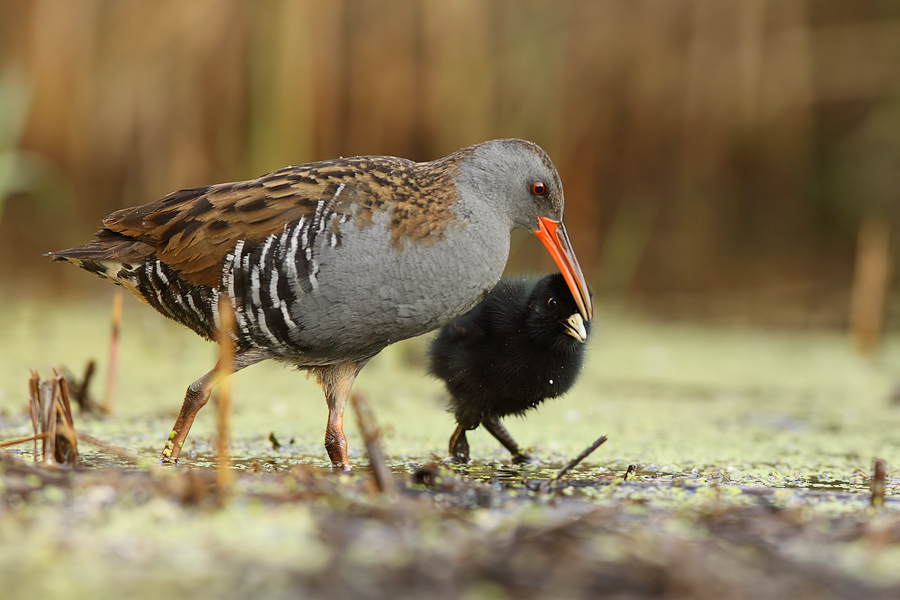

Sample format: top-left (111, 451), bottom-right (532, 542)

top-left (511, 452), bottom-right (538, 465)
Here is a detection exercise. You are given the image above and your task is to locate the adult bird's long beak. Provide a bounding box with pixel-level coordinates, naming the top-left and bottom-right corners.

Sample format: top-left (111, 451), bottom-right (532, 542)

top-left (533, 216), bottom-right (593, 322)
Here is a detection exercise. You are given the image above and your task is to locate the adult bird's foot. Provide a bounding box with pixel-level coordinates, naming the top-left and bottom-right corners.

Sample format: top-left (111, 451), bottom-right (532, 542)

top-left (159, 431), bottom-right (183, 464)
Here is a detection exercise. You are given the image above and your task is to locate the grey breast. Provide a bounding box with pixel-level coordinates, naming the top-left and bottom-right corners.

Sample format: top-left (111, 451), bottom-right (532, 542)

top-left (293, 201), bottom-right (512, 360)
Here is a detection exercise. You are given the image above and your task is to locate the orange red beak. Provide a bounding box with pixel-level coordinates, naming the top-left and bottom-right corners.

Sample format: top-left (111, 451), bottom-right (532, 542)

top-left (533, 216), bottom-right (593, 322)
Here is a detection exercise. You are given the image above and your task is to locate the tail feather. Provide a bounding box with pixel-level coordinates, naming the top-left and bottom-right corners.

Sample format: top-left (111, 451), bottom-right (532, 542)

top-left (47, 229), bottom-right (156, 263)
top-left (47, 230), bottom-right (157, 301)
top-left (49, 228), bottom-right (217, 339)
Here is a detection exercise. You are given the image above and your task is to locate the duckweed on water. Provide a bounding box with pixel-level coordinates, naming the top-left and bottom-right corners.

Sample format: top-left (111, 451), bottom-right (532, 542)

top-left (2, 298), bottom-right (900, 598)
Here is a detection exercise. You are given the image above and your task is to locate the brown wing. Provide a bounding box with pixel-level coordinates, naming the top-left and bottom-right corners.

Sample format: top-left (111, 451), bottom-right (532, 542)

top-left (102, 158), bottom-right (408, 287)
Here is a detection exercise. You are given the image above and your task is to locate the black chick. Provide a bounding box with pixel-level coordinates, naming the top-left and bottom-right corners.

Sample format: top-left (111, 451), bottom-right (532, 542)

top-left (428, 273), bottom-right (591, 463)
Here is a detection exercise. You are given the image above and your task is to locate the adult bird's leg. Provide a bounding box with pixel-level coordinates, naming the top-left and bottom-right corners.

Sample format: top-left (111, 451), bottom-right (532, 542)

top-left (161, 369), bottom-right (217, 463)
top-left (448, 423), bottom-right (471, 463)
top-left (482, 415), bottom-right (534, 464)
top-left (160, 353), bottom-right (261, 463)
top-left (313, 361), bottom-right (367, 471)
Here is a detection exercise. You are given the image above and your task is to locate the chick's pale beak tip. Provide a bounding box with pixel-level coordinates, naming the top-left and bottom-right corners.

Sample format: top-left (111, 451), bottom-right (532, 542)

top-left (564, 313), bottom-right (588, 343)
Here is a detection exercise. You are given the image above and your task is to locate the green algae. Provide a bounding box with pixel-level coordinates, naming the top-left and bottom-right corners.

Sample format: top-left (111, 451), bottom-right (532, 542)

top-left (3, 294), bottom-right (900, 495)
top-left (3, 296), bottom-right (900, 597)
top-left (4, 295), bottom-right (900, 476)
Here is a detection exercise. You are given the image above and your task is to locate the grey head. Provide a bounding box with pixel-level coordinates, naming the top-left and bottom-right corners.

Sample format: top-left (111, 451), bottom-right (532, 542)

top-left (452, 138), bottom-right (592, 322)
top-left (453, 139), bottom-right (565, 232)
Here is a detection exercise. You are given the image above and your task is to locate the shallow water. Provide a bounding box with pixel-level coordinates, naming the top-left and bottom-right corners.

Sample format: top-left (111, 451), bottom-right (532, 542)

top-left (4, 295), bottom-right (900, 488)
top-left (4, 297), bottom-right (900, 598)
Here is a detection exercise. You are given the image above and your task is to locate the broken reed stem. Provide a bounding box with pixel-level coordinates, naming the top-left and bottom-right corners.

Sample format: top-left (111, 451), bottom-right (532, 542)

top-left (871, 458), bottom-right (886, 508)
top-left (555, 435), bottom-right (608, 481)
top-left (850, 213), bottom-right (891, 356)
top-left (350, 392), bottom-right (397, 497)
top-left (50, 373), bottom-right (78, 465)
top-left (76, 431), bottom-right (157, 471)
top-left (215, 297), bottom-right (235, 505)
top-left (45, 383), bottom-right (57, 462)
top-left (28, 372), bottom-right (40, 460)
top-left (73, 360), bottom-right (96, 413)
top-left (0, 432), bottom-right (51, 449)
top-left (540, 435), bottom-right (608, 492)
top-left (27, 372), bottom-right (79, 465)
top-left (103, 290), bottom-right (123, 414)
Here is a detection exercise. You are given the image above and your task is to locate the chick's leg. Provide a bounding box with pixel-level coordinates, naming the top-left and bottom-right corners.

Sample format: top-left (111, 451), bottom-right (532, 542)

top-left (448, 423), bottom-right (472, 463)
top-left (482, 415), bottom-right (535, 464)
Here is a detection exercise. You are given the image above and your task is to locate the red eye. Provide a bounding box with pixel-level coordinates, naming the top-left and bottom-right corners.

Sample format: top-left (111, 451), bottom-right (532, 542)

top-left (531, 182), bottom-right (546, 196)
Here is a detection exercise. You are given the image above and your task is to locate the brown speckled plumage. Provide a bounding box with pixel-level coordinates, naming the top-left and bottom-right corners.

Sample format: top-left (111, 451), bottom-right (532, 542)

top-left (88, 153), bottom-right (466, 289)
top-left (49, 138), bottom-right (592, 469)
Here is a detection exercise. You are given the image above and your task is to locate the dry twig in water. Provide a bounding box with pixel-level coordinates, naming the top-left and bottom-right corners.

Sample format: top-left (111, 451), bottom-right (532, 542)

top-left (871, 458), bottom-right (886, 508)
top-left (102, 290), bottom-right (123, 413)
top-left (623, 464), bottom-right (637, 482)
top-left (850, 214), bottom-right (891, 356)
top-left (351, 392), bottom-right (397, 496)
top-left (59, 360), bottom-right (98, 414)
top-left (215, 297), bottom-right (236, 506)
top-left (75, 431), bottom-right (159, 472)
top-left (0, 432), bottom-right (51, 450)
top-left (28, 371), bottom-right (79, 465)
top-left (539, 435), bottom-right (608, 492)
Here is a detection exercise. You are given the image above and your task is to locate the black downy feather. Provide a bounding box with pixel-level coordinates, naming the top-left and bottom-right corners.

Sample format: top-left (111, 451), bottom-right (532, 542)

top-left (428, 273), bottom-right (592, 462)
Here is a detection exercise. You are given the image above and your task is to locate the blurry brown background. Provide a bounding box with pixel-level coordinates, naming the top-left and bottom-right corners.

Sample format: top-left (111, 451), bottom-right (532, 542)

top-left (1, 0), bottom-right (899, 329)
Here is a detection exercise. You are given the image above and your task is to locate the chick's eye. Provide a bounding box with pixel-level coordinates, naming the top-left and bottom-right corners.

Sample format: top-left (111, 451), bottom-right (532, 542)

top-left (547, 297), bottom-right (557, 310)
top-left (531, 182), bottom-right (546, 196)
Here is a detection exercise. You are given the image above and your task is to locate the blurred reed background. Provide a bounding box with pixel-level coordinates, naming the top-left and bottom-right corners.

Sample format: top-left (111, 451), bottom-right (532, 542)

top-left (1, 0), bottom-right (899, 330)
